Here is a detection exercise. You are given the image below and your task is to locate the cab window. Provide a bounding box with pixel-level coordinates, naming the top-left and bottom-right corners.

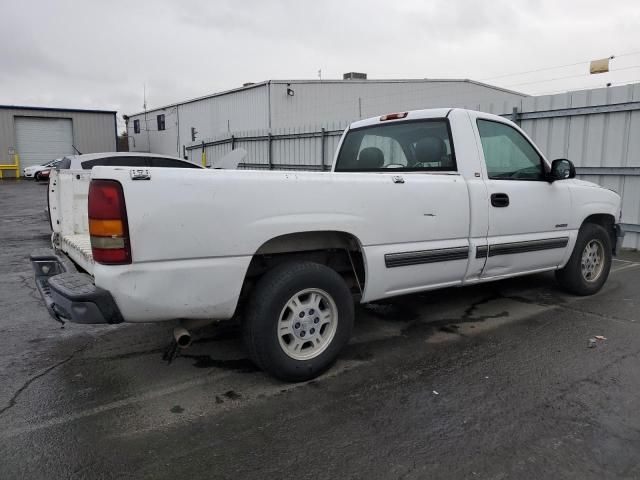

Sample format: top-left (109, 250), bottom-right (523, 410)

top-left (335, 120), bottom-right (455, 172)
top-left (477, 119), bottom-right (545, 180)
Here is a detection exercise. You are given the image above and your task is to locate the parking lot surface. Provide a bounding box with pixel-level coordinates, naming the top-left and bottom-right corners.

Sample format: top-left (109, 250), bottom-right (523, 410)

top-left (2, 179), bottom-right (640, 479)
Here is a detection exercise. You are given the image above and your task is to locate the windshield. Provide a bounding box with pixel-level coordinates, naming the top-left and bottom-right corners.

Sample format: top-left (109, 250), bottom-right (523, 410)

top-left (334, 119), bottom-right (455, 172)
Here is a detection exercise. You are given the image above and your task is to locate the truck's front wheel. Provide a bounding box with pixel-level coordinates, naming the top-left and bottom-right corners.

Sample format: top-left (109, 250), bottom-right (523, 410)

top-left (243, 261), bottom-right (354, 382)
top-left (555, 223), bottom-right (612, 295)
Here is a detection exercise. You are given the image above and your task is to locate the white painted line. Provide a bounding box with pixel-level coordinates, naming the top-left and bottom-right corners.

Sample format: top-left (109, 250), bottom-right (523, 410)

top-left (612, 258), bottom-right (640, 265)
top-left (611, 263), bottom-right (640, 273)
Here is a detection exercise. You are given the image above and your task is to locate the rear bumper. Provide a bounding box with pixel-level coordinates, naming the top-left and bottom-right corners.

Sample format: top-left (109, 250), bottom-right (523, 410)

top-left (30, 248), bottom-right (123, 324)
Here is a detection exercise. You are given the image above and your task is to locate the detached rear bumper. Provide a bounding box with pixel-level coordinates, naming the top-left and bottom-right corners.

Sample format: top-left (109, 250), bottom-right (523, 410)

top-left (30, 248), bottom-right (123, 324)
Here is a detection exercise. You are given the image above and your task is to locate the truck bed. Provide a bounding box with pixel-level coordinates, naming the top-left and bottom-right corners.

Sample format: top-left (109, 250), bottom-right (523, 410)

top-left (61, 233), bottom-right (93, 274)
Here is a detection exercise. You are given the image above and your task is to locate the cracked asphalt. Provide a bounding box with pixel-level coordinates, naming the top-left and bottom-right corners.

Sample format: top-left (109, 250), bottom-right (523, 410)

top-left (2, 179), bottom-right (640, 479)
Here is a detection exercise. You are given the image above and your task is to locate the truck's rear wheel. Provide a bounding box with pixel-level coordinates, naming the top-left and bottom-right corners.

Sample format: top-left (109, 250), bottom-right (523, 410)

top-left (243, 261), bottom-right (354, 382)
top-left (555, 223), bottom-right (612, 295)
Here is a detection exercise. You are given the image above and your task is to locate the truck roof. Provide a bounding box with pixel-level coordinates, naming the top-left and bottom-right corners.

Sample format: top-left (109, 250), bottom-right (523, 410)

top-left (349, 107), bottom-right (506, 129)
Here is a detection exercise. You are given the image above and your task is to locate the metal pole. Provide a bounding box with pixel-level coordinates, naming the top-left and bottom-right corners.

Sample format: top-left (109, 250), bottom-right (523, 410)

top-left (268, 133), bottom-right (273, 170)
top-left (231, 135), bottom-right (236, 151)
top-left (320, 128), bottom-right (326, 170)
top-left (511, 107), bottom-right (519, 124)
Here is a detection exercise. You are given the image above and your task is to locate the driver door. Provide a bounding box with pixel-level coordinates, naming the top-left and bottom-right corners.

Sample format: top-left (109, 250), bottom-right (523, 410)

top-left (475, 117), bottom-right (571, 278)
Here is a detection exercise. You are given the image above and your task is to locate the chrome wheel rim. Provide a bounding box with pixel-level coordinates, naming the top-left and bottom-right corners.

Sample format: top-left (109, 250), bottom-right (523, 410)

top-left (277, 288), bottom-right (338, 361)
top-left (581, 239), bottom-right (605, 282)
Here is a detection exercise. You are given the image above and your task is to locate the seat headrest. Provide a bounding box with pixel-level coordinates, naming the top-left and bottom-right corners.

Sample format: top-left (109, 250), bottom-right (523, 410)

top-left (415, 137), bottom-right (446, 164)
top-left (358, 147), bottom-right (384, 169)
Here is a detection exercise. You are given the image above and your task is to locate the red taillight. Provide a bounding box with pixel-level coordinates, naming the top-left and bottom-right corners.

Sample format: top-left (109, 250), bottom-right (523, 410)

top-left (380, 112), bottom-right (408, 121)
top-left (88, 180), bottom-right (131, 265)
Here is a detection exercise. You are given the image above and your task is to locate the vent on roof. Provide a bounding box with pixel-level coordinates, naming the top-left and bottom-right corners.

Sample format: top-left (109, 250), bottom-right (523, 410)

top-left (243, 82), bottom-right (255, 87)
top-left (343, 72), bottom-right (367, 80)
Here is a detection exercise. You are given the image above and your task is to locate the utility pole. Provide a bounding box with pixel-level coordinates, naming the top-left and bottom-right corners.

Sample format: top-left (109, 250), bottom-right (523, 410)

top-left (143, 84), bottom-right (150, 152)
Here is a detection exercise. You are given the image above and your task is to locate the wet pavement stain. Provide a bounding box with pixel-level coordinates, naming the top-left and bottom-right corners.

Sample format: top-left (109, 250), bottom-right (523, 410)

top-left (400, 294), bottom-right (511, 337)
top-left (223, 390), bottom-right (241, 400)
top-left (342, 349), bottom-right (374, 361)
top-left (438, 325), bottom-right (459, 334)
top-left (361, 302), bottom-right (420, 322)
top-left (170, 405), bottom-right (185, 414)
top-left (179, 354), bottom-right (258, 372)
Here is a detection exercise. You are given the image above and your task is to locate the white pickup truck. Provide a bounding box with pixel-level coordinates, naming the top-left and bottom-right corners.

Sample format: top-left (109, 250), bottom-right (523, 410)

top-left (32, 108), bottom-right (625, 381)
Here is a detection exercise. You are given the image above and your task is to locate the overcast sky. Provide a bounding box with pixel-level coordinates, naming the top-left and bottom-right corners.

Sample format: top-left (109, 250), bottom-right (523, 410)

top-left (0, 0), bottom-right (638, 131)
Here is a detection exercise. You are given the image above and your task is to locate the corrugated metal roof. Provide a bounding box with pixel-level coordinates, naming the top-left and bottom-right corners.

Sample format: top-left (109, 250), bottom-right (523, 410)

top-left (0, 105), bottom-right (116, 114)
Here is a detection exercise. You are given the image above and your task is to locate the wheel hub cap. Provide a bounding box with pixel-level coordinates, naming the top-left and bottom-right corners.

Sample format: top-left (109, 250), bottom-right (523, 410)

top-left (278, 288), bottom-right (338, 361)
top-left (581, 239), bottom-right (604, 282)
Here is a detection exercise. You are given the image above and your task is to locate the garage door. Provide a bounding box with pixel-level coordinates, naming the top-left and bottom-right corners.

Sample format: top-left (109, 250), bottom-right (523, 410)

top-left (15, 117), bottom-right (74, 169)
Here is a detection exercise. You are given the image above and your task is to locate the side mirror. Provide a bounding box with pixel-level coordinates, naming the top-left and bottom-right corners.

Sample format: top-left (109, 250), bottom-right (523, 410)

top-left (549, 158), bottom-right (576, 181)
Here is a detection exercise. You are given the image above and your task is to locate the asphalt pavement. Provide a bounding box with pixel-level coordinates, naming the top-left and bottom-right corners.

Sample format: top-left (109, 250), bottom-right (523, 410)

top-left (1, 179), bottom-right (640, 479)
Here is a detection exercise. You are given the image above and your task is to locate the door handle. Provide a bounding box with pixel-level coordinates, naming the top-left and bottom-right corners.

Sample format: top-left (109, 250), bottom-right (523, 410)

top-left (491, 193), bottom-right (509, 207)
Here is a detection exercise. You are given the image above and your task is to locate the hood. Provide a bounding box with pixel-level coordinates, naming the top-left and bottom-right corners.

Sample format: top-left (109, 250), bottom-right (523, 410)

top-left (568, 178), bottom-right (622, 195)
top-left (567, 179), bottom-right (601, 188)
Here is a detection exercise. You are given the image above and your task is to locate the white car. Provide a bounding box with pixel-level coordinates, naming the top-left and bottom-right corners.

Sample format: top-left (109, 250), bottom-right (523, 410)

top-left (56, 151), bottom-right (203, 170)
top-left (32, 109), bottom-right (625, 381)
top-left (23, 158), bottom-right (62, 180)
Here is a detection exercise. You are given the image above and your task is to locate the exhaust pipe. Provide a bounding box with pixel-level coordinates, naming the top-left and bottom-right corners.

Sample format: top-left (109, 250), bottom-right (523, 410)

top-left (173, 326), bottom-right (192, 348)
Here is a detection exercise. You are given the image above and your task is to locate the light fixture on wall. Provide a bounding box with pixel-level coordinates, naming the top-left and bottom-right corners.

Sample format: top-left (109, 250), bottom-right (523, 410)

top-left (286, 83), bottom-right (295, 96)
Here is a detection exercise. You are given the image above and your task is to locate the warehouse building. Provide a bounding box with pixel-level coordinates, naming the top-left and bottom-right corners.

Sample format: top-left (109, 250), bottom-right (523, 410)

top-left (0, 105), bottom-right (117, 177)
top-left (125, 75), bottom-right (527, 158)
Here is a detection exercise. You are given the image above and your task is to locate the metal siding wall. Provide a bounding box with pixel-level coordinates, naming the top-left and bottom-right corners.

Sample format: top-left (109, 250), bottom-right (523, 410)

top-left (143, 107), bottom-right (180, 157)
top-left (269, 81), bottom-right (525, 129)
top-left (186, 85), bottom-right (270, 158)
top-left (0, 110), bottom-right (15, 164)
top-left (127, 112), bottom-right (150, 152)
top-left (70, 111), bottom-right (116, 153)
top-left (131, 81), bottom-right (523, 158)
top-left (0, 108), bottom-right (115, 175)
top-left (518, 83), bottom-right (640, 249)
top-left (128, 86), bottom-right (270, 158)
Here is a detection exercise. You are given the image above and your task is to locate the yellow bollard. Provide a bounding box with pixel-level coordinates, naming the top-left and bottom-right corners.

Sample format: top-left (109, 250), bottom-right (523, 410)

top-left (0, 152), bottom-right (20, 179)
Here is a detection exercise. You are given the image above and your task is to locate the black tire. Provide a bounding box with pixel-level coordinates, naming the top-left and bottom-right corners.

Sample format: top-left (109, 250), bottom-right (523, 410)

top-left (243, 261), bottom-right (354, 382)
top-left (34, 172), bottom-right (41, 181)
top-left (555, 223), bottom-right (612, 296)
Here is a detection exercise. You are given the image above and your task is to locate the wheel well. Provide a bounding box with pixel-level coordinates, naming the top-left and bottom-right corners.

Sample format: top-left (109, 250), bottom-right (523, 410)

top-left (242, 231), bottom-right (366, 300)
top-left (582, 214), bottom-right (616, 251)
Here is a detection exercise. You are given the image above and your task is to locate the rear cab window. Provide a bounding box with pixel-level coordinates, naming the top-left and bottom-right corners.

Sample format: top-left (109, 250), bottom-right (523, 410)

top-left (334, 119), bottom-right (456, 172)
